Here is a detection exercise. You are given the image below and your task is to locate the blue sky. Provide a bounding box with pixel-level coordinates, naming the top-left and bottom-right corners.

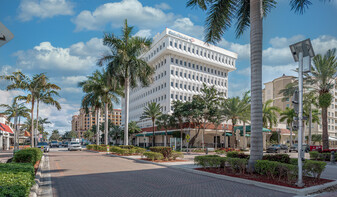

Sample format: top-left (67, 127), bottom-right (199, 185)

top-left (0, 0), bottom-right (337, 133)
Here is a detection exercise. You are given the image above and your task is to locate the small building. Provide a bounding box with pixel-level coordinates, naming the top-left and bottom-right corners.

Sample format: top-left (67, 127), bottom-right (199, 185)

top-left (0, 123), bottom-right (14, 150)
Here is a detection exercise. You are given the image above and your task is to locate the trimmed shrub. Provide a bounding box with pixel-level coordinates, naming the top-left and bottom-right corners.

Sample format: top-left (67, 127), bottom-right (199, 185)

top-left (194, 155), bottom-right (225, 168)
top-left (115, 148), bottom-right (129, 155)
top-left (119, 145), bottom-right (135, 149)
top-left (0, 163), bottom-right (35, 197)
top-left (255, 160), bottom-right (279, 179)
top-left (226, 151), bottom-right (249, 159)
top-left (227, 158), bottom-right (248, 174)
top-left (278, 163), bottom-right (298, 183)
top-left (262, 154), bottom-right (290, 164)
top-left (215, 150), bottom-right (226, 155)
top-left (309, 151), bottom-right (320, 160)
top-left (289, 158), bottom-right (298, 165)
top-left (303, 160), bottom-right (326, 180)
top-left (134, 148), bottom-right (146, 154)
top-left (143, 152), bottom-right (164, 161)
top-left (171, 151), bottom-right (184, 160)
top-left (127, 148), bottom-right (137, 154)
top-left (150, 147), bottom-right (172, 160)
top-left (13, 148), bottom-right (42, 165)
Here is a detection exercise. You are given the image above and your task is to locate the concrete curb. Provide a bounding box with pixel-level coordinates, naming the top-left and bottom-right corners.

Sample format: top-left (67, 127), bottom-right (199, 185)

top-left (38, 153), bottom-right (53, 197)
top-left (29, 155), bottom-right (45, 197)
top-left (109, 154), bottom-right (337, 196)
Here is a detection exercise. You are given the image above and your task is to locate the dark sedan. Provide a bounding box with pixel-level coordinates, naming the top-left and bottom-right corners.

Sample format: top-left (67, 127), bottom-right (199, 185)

top-left (289, 144), bottom-right (310, 153)
top-left (266, 144), bottom-right (288, 153)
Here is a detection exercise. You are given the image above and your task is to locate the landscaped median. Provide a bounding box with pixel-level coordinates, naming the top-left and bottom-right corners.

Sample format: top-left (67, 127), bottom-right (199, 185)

top-left (86, 145), bottom-right (184, 162)
top-left (0, 148), bottom-right (43, 197)
top-left (194, 152), bottom-right (333, 189)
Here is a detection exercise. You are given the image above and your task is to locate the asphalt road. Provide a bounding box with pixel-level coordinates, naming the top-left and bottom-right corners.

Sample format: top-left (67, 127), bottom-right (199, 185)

top-left (47, 148), bottom-right (293, 197)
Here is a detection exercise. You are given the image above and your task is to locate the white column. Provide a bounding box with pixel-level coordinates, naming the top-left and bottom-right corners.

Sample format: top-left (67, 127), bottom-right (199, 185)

top-left (6, 136), bottom-right (9, 150)
top-left (0, 134), bottom-right (3, 150)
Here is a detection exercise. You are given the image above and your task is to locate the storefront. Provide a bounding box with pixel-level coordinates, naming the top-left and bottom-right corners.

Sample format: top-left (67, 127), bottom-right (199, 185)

top-left (0, 123), bottom-right (14, 150)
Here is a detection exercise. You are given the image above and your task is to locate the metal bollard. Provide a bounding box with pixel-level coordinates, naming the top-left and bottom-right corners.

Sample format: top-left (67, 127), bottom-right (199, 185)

top-left (331, 151), bottom-right (336, 164)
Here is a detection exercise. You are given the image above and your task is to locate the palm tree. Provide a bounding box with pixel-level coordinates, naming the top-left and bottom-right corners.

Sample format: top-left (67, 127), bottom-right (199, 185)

top-left (172, 100), bottom-right (186, 150)
top-left (35, 78), bottom-right (61, 145)
top-left (156, 114), bottom-right (173, 147)
top-left (1, 72), bottom-right (46, 147)
top-left (186, 0), bottom-right (324, 169)
top-left (303, 92), bottom-right (319, 145)
top-left (310, 49), bottom-right (337, 149)
top-left (280, 107), bottom-right (296, 146)
top-left (262, 99), bottom-right (280, 129)
top-left (304, 108), bottom-right (320, 145)
top-left (222, 91), bottom-right (250, 148)
top-left (0, 99), bottom-right (30, 151)
top-left (84, 130), bottom-right (94, 142)
top-left (98, 19), bottom-right (155, 145)
top-left (79, 70), bottom-right (123, 145)
top-left (110, 125), bottom-right (123, 145)
top-left (141, 102), bottom-right (162, 147)
top-left (128, 121), bottom-right (141, 144)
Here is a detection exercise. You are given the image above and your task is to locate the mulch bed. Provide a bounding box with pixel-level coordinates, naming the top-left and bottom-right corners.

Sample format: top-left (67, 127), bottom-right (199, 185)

top-left (196, 167), bottom-right (333, 189)
top-left (140, 158), bottom-right (188, 163)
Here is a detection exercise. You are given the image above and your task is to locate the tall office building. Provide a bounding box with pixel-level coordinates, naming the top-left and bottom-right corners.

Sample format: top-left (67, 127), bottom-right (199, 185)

top-left (122, 28), bottom-right (237, 129)
top-left (72, 108), bottom-right (122, 138)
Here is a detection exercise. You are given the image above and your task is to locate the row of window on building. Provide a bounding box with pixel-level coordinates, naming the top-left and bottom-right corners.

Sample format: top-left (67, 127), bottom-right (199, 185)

top-left (171, 69), bottom-right (227, 87)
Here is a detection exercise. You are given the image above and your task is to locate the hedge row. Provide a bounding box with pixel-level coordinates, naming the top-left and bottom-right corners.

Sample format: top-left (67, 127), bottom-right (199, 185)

top-left (13, 148), bottom-right (42, 165)
top-left (0, 163), bottom-right (36, 197)
top-left (86, 145), bottom-right (147, 155)
top-left (149, 146), bottom-right (172, 160)
top-left (194, 155), bottom-right (327, 182)
top-left (309, 151), bottom-right (337, 161)
top-left (143, 151), bottom-right (184, 161)
top-left (226, 151), bottom-right (293, 164)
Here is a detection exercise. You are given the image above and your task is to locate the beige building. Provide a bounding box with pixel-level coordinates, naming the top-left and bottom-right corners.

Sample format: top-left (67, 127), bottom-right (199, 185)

top-left (71, 108), bottom-right (122, 138)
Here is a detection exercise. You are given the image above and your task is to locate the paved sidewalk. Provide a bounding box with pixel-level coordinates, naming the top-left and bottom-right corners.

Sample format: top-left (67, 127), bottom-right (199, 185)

top-left (0, 150), bottom-right (13, 163)
top-left (47, 149), bottom-right (292, 197)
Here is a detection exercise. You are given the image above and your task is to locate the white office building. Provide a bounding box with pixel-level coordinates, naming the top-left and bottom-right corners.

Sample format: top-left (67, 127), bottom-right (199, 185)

top-left (122, 28), bottom-right (237, 130)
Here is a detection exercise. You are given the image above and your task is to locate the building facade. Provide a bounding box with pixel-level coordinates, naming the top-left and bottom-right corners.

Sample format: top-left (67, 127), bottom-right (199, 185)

top-left (122, 28), bottom-right (237, 129)
top-left (71, 108), bottom-right (122, 138)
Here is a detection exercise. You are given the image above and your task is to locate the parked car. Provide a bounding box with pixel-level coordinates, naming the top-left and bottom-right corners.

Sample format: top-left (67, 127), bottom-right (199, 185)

top-left (289, 144), bottom-right (310, 153)
top-left (50, 140), bottom-right (59, 148)
top-left (62, 141), bottom-right (69, 147)
top-left (37, 142), bottom-right (50, 152)
top-left (266, 144), bottom-right (288, 153)
top-left (68, 141), bottom-right (82, 151)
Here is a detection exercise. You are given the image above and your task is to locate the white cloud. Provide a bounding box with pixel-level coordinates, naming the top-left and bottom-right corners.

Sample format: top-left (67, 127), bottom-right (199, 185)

top-left (0, 90), bottom-right (24, 107)
top-left (18, 0), bottom-right (74, 21)
top-left (72, 0), bottom-right (175, 31)
top-left (134, 29), bottom-right (152, 38)
top-left (14, 37), bottom-right (107, 75)
top-left (171, 18), bottom-right (204, 39)
top-left (155, 3), bottom-right (171, 10)
top-left (219, 39), bottom-right (250, 59)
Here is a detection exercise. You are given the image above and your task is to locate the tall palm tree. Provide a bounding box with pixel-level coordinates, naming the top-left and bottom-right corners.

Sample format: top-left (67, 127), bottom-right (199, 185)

top-left (0, 99), bottom-right (30, 151)
top-left (141, 102), bottom-right (162, 147)
top-left (310, 49), bottom-right (337, 149)
top-left (172, 100), bottom-right (186, 150)
top-left (280, 107), bottom-right (296, 146)
top-left (1, 72), bottom-right (46, 147)
top-left (79, 70), bottom-right (123, 145)
top-left (128, 121), bottom-right (141, 144)
top-left (98, 19), bottom-right (155, 145)
top-left (186, 0), bottom-right (323, 169)
top-left (303, 91), bottom-right (319, 145)
top-left (110, 125), bottom-right (123, 145)
top-left (262, 99), bottom-right (280, 129)
top-left (222, 91), bottom-right (250, 148)
top-left (156, 114), bottom-right (173, 147)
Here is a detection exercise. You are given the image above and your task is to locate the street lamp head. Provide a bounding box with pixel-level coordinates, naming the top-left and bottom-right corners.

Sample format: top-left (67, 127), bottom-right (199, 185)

top-left (289, 39), bottom-right (315, 62)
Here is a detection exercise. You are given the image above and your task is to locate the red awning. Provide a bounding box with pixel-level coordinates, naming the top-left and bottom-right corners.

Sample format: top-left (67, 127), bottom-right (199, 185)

top-left (0, 123), bottom-right (14, 134)
top-left (24, 131), bottom-right (31, 137)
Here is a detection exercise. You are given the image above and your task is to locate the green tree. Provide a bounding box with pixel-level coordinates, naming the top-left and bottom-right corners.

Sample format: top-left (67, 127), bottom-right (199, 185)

top-left (172, 100), bottom-right (187, 150)
top-left (310, 49), bottom-right (337, 149)
top-left (141, 102), bottom-right (162, 147)
top-left (262, 99), bottom-right (280, 129)
top-left (98, 19), bottom-right (155, 145)
top-left (303, 92), bottom-right (319, 145)
top-left (1, 72), bottom-right (46, 147)
top-left (156, 114), bottom-right (174, 146)
top-left (0, 99), bottom-right (30, 151)
top-left (84, 130), bottom-right (94, 142)
top-left (186, 0), bottom-right (325, 169)
top-left (49, 129), bottom-right (60, 141)
top-left (222, 91), bottom-right (250, 148)
top-left (280, 107), bottom-right (296, 146)
top-left (109, 125), bottom-right (123, 145)
top-left (128, 121), bottom-right (141, 135)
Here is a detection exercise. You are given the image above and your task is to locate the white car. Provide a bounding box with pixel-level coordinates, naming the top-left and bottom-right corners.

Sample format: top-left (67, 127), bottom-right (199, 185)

top-left (68, 142), bottom-right (82, 151)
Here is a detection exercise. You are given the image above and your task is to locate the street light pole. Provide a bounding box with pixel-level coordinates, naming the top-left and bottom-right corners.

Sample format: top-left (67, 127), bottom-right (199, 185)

top-left (298, 51), bottom-right (304, 187)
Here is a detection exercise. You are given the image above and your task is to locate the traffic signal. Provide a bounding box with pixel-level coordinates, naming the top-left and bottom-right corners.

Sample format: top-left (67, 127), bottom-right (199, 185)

top-left (292, 90), bottom-right (299, 114)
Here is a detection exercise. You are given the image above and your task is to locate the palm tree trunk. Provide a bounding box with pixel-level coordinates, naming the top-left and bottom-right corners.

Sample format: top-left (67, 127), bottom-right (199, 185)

top-left (180, 122), bottom-right (183, 151)
top-left (232, 122), bottom-right (235, 148)
top-left (96, 108), bottom-right (100, 146)
top-left (243, 122), bottom-right (246, 149)
top-left (124, 78), bottom-right (129, 145)
top-left (215, 127), bottom-right (218, 149)
top-left (152, 119), bottom-right (155, 147)
top-left (322, 107), bottom-right (329, 149)
top-left (31, 97), bottom-right (35, 147)
top-left (165, 129), bottom-right (168, 147)
top-left (14, 116), bottom-right (18, 152)
top-left (290, 124), bottom-right (293, 146)
top-left (309, 105), bottom-right (312, 145)
top-left (35, 99), bottom-right (40, 146)
top-left (248, 0), bottom-right (264, 171)
top-left (105, 103), bottom-right (108, 145)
